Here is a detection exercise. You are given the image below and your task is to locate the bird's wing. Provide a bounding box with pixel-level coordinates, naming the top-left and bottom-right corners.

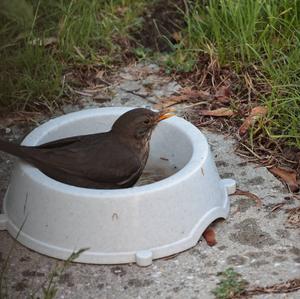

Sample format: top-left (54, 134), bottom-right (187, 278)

top-left (36, 134), bottom-right (91, 149)
top-left (22, 134), bottom-right (142, 186)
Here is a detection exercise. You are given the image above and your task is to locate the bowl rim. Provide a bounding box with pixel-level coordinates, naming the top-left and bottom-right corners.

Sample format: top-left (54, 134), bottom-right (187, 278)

top-left (19, 107), bottom-right (208, 196)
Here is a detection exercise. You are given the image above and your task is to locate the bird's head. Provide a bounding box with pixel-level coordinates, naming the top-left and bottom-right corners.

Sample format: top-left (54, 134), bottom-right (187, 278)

top-left (111, 108), bottom-right (175, 140)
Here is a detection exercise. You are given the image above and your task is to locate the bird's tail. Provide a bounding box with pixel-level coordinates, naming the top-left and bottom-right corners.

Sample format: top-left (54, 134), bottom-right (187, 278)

top-left (0, 139), bottom-right (26, 159)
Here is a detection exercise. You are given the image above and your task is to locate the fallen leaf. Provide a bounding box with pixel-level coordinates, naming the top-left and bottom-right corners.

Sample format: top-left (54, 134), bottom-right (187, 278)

top-left (155, 87), bottom-right (211, 109)
top-left (233, 189), bottom-right (262, 207)
top-left (203, 227), bottom-right (217, 246)
top-left (238, 106), bottom-right (268, 135)
top-left (199, 107), bottom-right (234, 117)
top-left (269, 166), bottom-right (299, 192)
top-left (214, 85), bottom-right (231, 102)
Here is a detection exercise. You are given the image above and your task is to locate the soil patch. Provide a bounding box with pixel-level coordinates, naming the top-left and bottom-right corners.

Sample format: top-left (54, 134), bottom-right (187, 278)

top-left (133, 0), bottom-right (186, 52)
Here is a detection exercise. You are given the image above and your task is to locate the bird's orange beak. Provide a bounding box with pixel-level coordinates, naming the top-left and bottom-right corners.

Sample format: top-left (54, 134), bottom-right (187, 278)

top-left (157, 109), bottom-right (176, 122)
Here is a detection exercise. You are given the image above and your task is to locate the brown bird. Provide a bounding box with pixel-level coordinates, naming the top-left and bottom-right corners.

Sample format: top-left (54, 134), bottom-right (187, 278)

top-left (0, 108), bottom-right (174, 189)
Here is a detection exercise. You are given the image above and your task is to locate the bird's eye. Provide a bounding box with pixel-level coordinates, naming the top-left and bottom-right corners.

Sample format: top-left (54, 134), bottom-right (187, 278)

top-left (144, 119), bottom-right (150, 124)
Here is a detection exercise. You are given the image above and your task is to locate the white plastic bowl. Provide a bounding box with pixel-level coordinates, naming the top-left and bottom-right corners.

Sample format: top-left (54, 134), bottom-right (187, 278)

top-left (0, 107), bottom-right (235, 266)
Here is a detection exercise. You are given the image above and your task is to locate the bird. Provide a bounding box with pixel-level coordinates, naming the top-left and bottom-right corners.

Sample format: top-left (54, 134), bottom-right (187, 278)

top-left (0, 108), bottom-right (174, 189)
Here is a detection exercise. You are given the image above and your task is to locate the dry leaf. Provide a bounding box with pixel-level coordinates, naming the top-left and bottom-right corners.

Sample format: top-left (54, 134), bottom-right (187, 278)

top-left (202, 227), bottom-right (217, 246)
top-left (215, 85), bottom-right (231, 102)
top-left (233, 189), bottom-right (262, 207)
top-left (239, 106), bottom-right (268, 135)
top-left (269, 166), bottom-right (299, 192)
top-left (155, 88), bottom-right (211, 109)
top-left (199, 107), bottom-right (234, 117)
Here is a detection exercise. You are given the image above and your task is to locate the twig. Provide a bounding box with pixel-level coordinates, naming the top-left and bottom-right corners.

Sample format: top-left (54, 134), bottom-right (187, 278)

top-left (239, 142), bottom-right (262, 160)
top-left (232, 189), bottom-right (262, 207)
top-left (245, 278), bottom-right (300, 296)
top-left (270, 202), bottom-right (286, 212)
top-left (181, 101), bottom-right (208, 109)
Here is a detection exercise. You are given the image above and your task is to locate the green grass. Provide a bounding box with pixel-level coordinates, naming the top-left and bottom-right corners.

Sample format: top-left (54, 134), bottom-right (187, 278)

top-left (166, 0), bottom-right (300, 148)
top-left (0, 0), bottom-right (299, 149)
top-left (0, 0), bottom-right (146, 108)
top-left (212, 268), bottom-right (247, 299)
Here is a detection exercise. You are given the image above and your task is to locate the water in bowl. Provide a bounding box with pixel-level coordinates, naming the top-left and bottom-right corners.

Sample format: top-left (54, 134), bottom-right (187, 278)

top-left (135, 158), bottom-right (178, 186)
